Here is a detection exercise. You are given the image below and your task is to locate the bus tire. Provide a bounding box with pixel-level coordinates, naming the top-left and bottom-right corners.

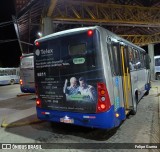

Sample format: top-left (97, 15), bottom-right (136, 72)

top-left (10, 79), bottom-right (15, 85)
top-left (144, 90), bottom-right (149, 96)
top-left (130, 92), bottom-right (138, 115)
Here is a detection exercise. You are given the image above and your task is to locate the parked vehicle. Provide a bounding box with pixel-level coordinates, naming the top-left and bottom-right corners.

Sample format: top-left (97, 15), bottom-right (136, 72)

top-left (34, 26), bottom-right (150, 129)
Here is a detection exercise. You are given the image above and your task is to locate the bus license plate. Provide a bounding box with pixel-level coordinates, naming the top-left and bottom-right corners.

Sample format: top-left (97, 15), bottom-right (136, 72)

top-left (60, 118), bottom-right (74, 124)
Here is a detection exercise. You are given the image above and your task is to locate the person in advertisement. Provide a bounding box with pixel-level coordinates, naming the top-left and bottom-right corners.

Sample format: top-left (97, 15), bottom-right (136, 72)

top-left (63, 76), bottom-right (97, 102)
top-left (78, 77), bottom-right (97, 102)
top-left (63, 77), bottom-right (79, 96)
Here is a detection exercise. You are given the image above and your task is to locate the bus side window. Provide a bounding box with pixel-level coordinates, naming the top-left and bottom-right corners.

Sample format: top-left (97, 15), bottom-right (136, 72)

top-left (108, 42), bottom-right (121, 76)
top-left (107, 43), bottom-right (115, 75)
top-left (145, 53), bottom-right (151, 69)
top-left (128, 47), bottom-right (134, 71)
top-left (155, 58), bottom-right (160, 66)
top-left (140, 51), bottom-right (145, 68)
top-left (133, 49), bottom-right (140, 70)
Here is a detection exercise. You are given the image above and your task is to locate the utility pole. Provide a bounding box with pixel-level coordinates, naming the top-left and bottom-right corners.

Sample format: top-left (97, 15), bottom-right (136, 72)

top-left (12, 16), bottom-right (23, 54)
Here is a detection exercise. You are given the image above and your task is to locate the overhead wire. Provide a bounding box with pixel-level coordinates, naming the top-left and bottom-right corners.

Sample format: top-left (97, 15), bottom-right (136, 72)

top-left (0, 39), bottom-right (18, 44)
top-left (0, 20), bottom-right (14, 28)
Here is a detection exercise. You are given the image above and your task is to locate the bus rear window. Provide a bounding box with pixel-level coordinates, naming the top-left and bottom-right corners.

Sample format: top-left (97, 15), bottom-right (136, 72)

top-left (69, 43), bottom-right (86, 55)
top-left (21, 57), bottom-right (33, 68)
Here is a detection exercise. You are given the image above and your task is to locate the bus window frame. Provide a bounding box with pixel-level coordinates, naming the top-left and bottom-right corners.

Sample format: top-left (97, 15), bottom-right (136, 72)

top-left (107, 41), bottom-right (122, 76)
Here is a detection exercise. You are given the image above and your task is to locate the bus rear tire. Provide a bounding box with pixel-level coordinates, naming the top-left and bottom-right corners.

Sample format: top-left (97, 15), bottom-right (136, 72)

top-left (144, 90), bottom-right (149, 96)
top-left (10, 79), bottom-right (15, 85)
top-left (130, 93), bottom-right (138, 115)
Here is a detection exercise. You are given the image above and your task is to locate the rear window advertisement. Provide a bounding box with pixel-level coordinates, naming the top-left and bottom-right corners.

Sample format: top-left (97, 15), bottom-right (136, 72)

top-left (63, 77), bottom-right (97, 103)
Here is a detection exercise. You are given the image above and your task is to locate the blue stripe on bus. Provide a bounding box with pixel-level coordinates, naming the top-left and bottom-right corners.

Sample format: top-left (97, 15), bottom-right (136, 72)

top-left (20, 87), bottom-right (35, 93)
top-left (36, 106), bottom-right (126, 129)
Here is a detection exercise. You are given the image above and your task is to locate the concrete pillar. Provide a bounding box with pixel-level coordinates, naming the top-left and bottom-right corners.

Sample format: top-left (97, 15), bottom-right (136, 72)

top-left (148, 44), bottom-right (155, 80)
top-left (42, 17), bottom-right (55, 36)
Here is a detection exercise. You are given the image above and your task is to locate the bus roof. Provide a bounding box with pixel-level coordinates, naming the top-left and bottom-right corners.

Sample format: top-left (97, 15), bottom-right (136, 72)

top-left (154, 55), bottom-right (160, 59)
top-left (35, 26), bottom-right (145, 52)
top-left (0, 67), bottom-right (19, 70)
top-left (35, 26), bottom-right (96, 43)
top-left (22, 53), bottom-right (34, 57)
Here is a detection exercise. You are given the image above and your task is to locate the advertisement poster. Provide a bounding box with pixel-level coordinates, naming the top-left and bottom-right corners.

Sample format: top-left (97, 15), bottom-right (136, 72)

top-left (34, 32), bottom-right (103, 113)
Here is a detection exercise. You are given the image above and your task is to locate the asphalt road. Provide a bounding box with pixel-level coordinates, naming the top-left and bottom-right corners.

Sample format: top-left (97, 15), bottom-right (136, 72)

top-left (0, 84), bottom-right (21, 101)
top-left (0, 83), bottom-right (159, 152)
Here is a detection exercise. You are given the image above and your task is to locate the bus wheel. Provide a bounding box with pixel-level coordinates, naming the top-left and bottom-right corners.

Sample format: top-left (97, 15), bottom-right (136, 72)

top-left (130, 93), bottom-right (138, 115)
top-left (144, 90), bottom-right (149, 96)
top-left (10, 79), bottom-right (15, 85)
top-left (156, 73), bottom-right (160, 80)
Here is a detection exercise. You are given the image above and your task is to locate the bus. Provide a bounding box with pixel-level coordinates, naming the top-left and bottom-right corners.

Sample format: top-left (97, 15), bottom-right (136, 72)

top-left (0, 67), bottom-right (20, 85)
top-left (34, 26), bottom-right (150, 129)
top-left (154, 56), bottom-right (160, 80)
top-left (20, 53), bottom-right (35, 93)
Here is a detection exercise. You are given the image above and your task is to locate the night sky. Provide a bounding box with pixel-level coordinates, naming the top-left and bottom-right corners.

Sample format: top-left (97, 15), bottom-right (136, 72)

top-left (0, 0), bottom-right (21, 67)
top-left (0, 1), bottom-right (159, 67)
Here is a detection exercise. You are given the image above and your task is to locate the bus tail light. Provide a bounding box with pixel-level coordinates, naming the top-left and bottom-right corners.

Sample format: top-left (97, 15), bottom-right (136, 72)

top-left (20, 79), bottom-right (23, 85)
top-left (96, 83), bottom-right (111, 113)
top-left (36, 98), bottom-right (41, 107)
top-left (35, 83), bottom-right (41, 107)
top-left (35, 41), bottom-right (40, 46)
top-left (87, 30), bottom-right (93, 36)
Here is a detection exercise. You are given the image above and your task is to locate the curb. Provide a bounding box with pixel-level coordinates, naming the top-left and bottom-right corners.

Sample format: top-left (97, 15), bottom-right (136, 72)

top-left (1, 118), bottom-right (42, 128)
top-left (17, 93), bottom-right (35, 97)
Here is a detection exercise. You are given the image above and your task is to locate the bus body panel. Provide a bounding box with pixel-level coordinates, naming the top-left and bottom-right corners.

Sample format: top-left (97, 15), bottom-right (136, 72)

top-left (97, 28), bottom-right (115, 105)
top-left (36, 105), bottom-right (126, 129)
top-left (130, 68), bottom-right (150, 101)
top-left (20, 68), bottom-right (35, 93)
top-left (20, 54), bottom-right (35, 93)
top-left (155, 56), bottom-right (160, 79)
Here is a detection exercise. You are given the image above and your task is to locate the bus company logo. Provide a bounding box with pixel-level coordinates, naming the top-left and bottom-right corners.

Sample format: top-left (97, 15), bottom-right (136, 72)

top-left (35, 49), bottom-right (40, 56)
top-left (40, 49), bottom-right (53, 55)
top-left (35, 49), bottom-right (53, 56)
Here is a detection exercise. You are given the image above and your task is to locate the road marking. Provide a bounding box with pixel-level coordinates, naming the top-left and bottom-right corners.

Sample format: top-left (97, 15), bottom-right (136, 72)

top-left (1, 118), bottom-right (43, 128)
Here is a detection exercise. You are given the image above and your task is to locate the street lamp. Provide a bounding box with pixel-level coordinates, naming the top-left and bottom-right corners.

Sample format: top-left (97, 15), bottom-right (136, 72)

top-left (37, 32), bottom-right (42, 38)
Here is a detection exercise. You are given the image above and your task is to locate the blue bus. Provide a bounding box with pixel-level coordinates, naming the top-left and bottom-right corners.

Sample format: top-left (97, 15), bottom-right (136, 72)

top-left (34, 26), bottom-right (150, 129)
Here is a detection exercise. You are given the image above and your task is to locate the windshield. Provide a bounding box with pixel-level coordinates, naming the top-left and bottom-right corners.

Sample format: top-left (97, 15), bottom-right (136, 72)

top-left (155, 58), bottom-right (160, 66)
top-left (21, 56), bottom-right (34, 68)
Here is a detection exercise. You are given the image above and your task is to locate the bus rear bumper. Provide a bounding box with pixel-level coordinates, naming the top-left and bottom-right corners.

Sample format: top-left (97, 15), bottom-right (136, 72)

top-left (36, 106), bottom-right (125, 129)
top-left (20, 87), bottom-right (35, 93)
